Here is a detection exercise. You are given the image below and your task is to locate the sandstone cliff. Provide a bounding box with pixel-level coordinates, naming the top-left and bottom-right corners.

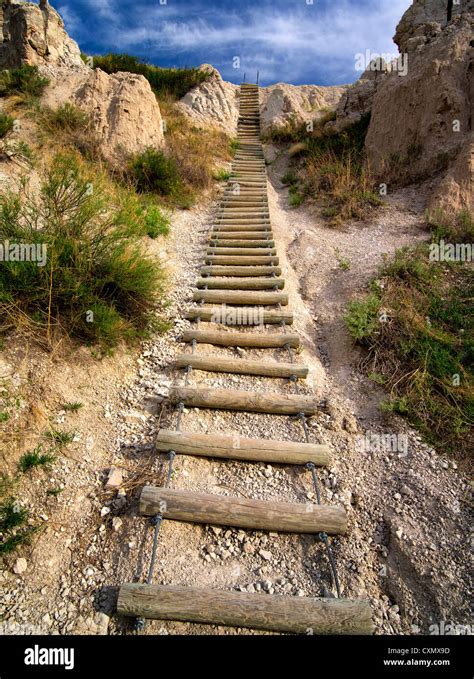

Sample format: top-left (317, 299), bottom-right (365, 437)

top-left (176, 64), bottom-right (240, 132)
top-left (365, 4), bottom-right (473, 212)
top-left (0, 1), bottom-right (85, 69)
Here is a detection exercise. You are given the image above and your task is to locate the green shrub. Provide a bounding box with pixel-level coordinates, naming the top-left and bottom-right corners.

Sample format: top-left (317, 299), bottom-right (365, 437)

top-left (141, 204), bottom-right (170, 238)
top-left (345, 291), bottom-right (382, 342)
top-left (0, 65), bottom-right (49, 98)
top-left (18, 448), bottom-right (55, 473)
top-left (91, 54), bottom-right (211, 99)
top-left (289, 186), bottom-right (304, 208)
top-left (0, 152), bottom-right (164, 348)
top-left (130, 148), bottom-right (183, 197)
top-left (42, 103), bottom-right (89, 132)
top-left (0, 113), bottom-right (14, 138)
top-left (213, 169), bottom-right (231, 182)
top-left (281, 170), bottom-right (298, 186)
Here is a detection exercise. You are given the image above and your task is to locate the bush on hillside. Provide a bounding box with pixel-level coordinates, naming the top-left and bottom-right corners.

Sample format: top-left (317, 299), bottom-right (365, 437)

top-left (0, 152), bottom-right (165, 348)
top-left (0, 65), bottom-right (50, 98)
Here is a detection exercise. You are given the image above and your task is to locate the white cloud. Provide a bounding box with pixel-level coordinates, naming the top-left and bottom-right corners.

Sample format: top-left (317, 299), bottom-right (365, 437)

top-left (58, 0), bottom-right (413, 85)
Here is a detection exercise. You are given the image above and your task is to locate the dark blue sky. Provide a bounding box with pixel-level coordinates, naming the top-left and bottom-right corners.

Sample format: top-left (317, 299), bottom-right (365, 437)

top-left (55, 0), bottom-right (411, 86)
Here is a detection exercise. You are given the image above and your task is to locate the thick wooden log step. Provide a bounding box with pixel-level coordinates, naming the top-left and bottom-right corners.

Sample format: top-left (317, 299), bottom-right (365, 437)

top-left (207, 248), bottom-right (277, 257)
top-left (169, 386), bottom-right (316, 415)
top-left (196, 277), bottom-right (284, 290)
top-left (155, 429), bottom-right (327, 465)
top-left (211, 225), bottom-right (271, 232)
top-left (181, 328), bottom-right (299, 348)
top-left (117, 585), bottom-right (372, 635)
top-left (200, 265), bottom-right (282, 276)
top-left (175, 354), bottom-right (308, 378)
top-left (209, 241), bottom-right (275, 249)
top-left (205, 256), bottom-right (279, 265)
top-left (186, 307), bottom-right (292, 325)
top-left (193, 290), bottom-right (288, 306)
top-left (139, 486), bottom-right (346, 535)
top-left (210, 232), bottom-right (272, 241)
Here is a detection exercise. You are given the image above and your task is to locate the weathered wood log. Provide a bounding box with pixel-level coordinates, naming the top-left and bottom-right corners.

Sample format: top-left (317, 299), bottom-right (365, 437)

top-left (200, 265), bottom-right (282, 276)
top-left (117, 585), bottom-right (372, 635)
top-left (210, 232), bottom-right (272, 240)
top-left (155, 429), bottom-right (328, 465)
top-left (175, 354), bottom-right (308, 378)
top-left (181, 329), bottom-right (299, 348)
top-left (208, 241), bottom-right (275, 249)
top-left (193, 290), bottom-right (288, 306)
top-left (140, 486), bottom-right (346, 535)
top-left (185, 307), bottom-right (292, 324)
top-left (207, 249), bottom-right (277, 257)
top-left (169, 386), bottom-right (317, 415)
top-left (196, 277), bottom-right (285, 291)
top-left (205, 256), bottom-right (279, 265)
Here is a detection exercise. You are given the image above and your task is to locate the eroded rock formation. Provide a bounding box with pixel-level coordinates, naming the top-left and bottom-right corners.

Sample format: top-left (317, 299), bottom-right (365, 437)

top-left (0, 0), bottom-right (85, 69)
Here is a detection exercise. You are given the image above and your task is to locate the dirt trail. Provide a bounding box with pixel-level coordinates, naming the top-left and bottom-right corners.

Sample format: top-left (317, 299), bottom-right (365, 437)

top-left (1, 151), bottom-right (470, 637)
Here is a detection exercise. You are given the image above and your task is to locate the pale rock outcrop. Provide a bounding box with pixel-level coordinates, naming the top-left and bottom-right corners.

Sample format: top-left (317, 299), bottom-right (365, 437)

top-left (327, 63), bottom-right (387, 133)
top-left (259, 83), bottom-right (347, 134)
top-left (177, 64), bottom-right (240, 131)
top-left (365, 11), bottom-right (473, 212)
top-left (394, 0), bottom-right (472, 53)
top-left (0, 1), bottom-right (85, 69)
top-left (72, 69), bottom-right (165, 164)
top-left (178, 70), bottom-right (347, 134)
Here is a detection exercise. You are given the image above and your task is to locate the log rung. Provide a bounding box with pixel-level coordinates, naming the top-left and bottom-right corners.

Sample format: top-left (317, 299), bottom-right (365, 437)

top-left (192, 290), bottom-right (288, 306)
top-left (205, 256), bottom-right (279, 265)
top-left (196, 277), bottom-right (285, 290)
top-left (185, 307), bottom-right (293, 325)
top-left (139, 486), bottom-right (346, 535)
top-left (169, 386), bottom-right (317, 415)
top-left (210, 232), bottom-right (272, 240)
top-left (155, 429), bottom-right (329, 465)
top-left (200, 265), bottom-right (282, 277)
top-left (181, 329), bottom-right (299, 348)
top-left (175, 354), bottom-right (308, 378)
top-left (117, 585), bottom-right (373, 635)
top-left (207, 248), bottom-right (277, 256)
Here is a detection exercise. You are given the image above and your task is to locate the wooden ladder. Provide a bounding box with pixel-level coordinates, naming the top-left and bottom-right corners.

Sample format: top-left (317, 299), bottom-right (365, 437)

top-left (117, 83), bottom-right (373, 635)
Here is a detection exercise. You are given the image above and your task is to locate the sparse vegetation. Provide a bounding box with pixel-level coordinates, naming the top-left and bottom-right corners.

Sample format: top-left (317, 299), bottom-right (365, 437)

top-left (213, 168), bottom-right (231, 182)
top-left (44, 430), bottom-right (75, 447)
top-left (345, 212), bottom-right (473, 458)
top-left (62, 402), bottom-right (84, 412)
top-left (0, 65), bottom-right (50, 99)
top-left (91, 54), bottom-right (212, 99)
top-left (128, 100), bottom-right (232, 208)
top-left (0, 113), bottom-right (14, 138)
top-left (0, 497), bottom-right (37, 556)
top-left (0, 151), bottom-right (166, 348)
top-left (18, 447), bottom-right (55, 473)
top-left (270, 113), bottom-right (382, 225)
top-left (40, 103), bottom-right (100, 161)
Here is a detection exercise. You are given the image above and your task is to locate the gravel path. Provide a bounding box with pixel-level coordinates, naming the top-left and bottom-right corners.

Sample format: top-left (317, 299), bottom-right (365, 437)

top-left (1, 155), bottom-right (470, 637)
